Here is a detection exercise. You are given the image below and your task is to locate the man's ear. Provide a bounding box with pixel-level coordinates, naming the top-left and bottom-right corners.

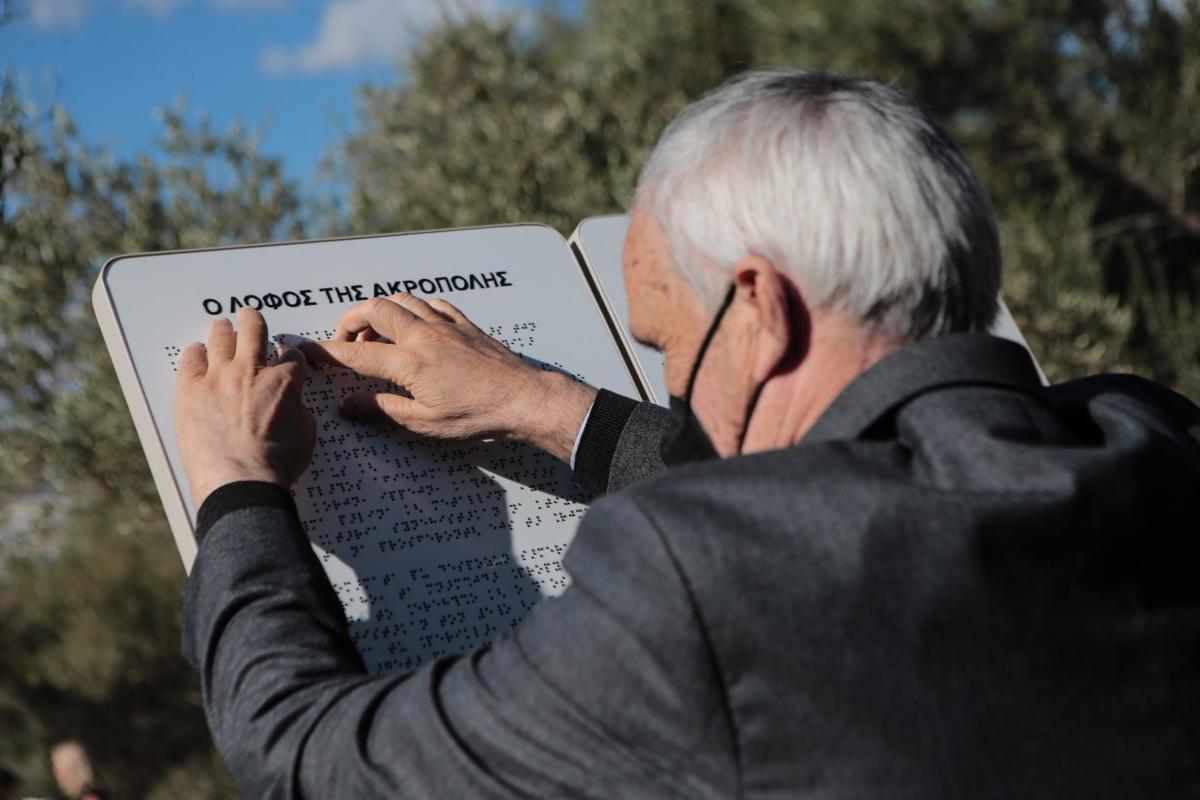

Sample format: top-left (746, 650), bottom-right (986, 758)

top-left (732, 255), bottom-right (808, 383)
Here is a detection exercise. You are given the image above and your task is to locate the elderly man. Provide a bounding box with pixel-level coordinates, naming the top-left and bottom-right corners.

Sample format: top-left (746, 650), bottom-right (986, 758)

top-left (177, 70), bottom-right (1200, 798)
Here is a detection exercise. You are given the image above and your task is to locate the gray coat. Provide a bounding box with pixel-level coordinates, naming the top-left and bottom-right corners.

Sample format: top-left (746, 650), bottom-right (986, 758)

top-left (182, 333), bottom-right (1200, 798)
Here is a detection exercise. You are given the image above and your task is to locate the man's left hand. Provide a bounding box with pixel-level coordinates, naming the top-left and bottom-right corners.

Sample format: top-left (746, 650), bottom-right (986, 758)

top-left (175, 307), bottom-right (316, 508)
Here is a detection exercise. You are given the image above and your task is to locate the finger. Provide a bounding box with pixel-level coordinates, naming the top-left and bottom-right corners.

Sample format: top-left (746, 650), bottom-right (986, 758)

top-left (431, 298), bottom-right (489, 335)
top-left (207, 318), bottom-right (236, 364)
top-left (333, 297), bottom-right (421, 343)
top-left (341, 392), bottom-right (427, 428)
top-left (177, 342), bottom-right (208, 383)
top-left (427, 299), bottom-right (470, 324)
top-left (388, 292), bottom-right (444, 323)
top-left (355, 328), bottom-right (380, 343)
top-left (275, 363), bottom-right (308, 400)
top-left (236, 306), bottom-right (269, 365)
top-left (276, 340), bottom-right (308, 380)
top-left (299, 339), bottom-right (411, 384)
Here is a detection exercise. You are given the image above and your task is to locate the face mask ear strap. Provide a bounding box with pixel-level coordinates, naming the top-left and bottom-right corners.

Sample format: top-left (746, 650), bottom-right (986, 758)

top-left (685, 283), bottom-right (738, 400)
top-left (737, 380), bottom-right (766, 453)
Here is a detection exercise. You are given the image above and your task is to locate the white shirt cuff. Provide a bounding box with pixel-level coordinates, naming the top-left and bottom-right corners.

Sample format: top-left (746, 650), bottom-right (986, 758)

top-left (569, 396), bottom-right (598, 470)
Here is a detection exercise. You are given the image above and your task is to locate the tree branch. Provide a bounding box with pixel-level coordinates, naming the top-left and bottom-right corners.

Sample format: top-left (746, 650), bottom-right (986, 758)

top-left (1066, 145), bottom-right (1200, 240)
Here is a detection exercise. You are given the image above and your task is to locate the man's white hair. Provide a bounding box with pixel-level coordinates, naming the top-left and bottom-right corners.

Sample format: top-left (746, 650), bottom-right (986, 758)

top-left (635, 69), bottom-right (1001, 340)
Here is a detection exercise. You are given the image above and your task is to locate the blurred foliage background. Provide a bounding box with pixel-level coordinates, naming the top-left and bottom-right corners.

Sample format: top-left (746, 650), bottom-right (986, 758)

top-left (1, 0), bottom-right (1197, 795)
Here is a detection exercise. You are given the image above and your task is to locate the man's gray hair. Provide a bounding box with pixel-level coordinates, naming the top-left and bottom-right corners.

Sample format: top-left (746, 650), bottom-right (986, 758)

top-left (634, 69), bottom-right (1001, 340)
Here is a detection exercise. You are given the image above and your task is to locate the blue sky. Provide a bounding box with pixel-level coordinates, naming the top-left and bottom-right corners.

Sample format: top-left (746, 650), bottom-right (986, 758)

top-left (2, 0), bottom-right (557, 187)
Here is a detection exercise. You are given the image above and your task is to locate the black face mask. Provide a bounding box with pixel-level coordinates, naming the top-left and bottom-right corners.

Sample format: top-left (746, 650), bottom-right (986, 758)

top-left (660, 285), bottom-right (765, 467)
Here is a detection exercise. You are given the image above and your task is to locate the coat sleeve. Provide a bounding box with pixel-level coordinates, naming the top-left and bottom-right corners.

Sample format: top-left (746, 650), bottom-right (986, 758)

top-left (572, 389), bottom-right (671, 495)
top-left (1054, 374), bottom-right (1200, 449)
top-left (182, 482), bottom-right (735, 799)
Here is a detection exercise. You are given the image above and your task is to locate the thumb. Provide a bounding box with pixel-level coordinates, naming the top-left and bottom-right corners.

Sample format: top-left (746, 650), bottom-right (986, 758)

top-left (340, 392), bottom-right (425, 428)
top-left (275, 341), bottom-right (308, 389)
top-left (277, 340), bottom-right (308, 370)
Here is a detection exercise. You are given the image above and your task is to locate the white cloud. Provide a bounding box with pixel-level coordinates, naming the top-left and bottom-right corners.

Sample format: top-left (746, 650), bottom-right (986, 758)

top-left (127, 0), bottom-right (187, 16)
top-left (28, 0), bottom-right (288, 29)
top-left (208, 0), bottom-right (291, 10)
top-left (30, 0), bottom-right (89, 28)
top-left (259, 0), bottom-right (507, 76)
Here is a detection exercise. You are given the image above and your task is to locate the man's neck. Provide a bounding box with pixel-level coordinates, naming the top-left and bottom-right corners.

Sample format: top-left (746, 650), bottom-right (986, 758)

top-left (743, 315), bottom-right (902, 453)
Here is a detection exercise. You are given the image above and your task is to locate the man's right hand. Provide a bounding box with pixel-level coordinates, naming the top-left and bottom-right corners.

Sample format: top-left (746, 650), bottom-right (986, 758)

top-left (300, 294), bottom-right (597, 464)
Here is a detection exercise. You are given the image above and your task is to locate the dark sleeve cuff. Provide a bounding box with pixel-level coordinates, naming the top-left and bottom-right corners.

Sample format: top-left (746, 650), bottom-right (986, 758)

top-left (195, 480), bottom-right (298, 543)
top-left (573, 389), bottom-right (639, 495)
